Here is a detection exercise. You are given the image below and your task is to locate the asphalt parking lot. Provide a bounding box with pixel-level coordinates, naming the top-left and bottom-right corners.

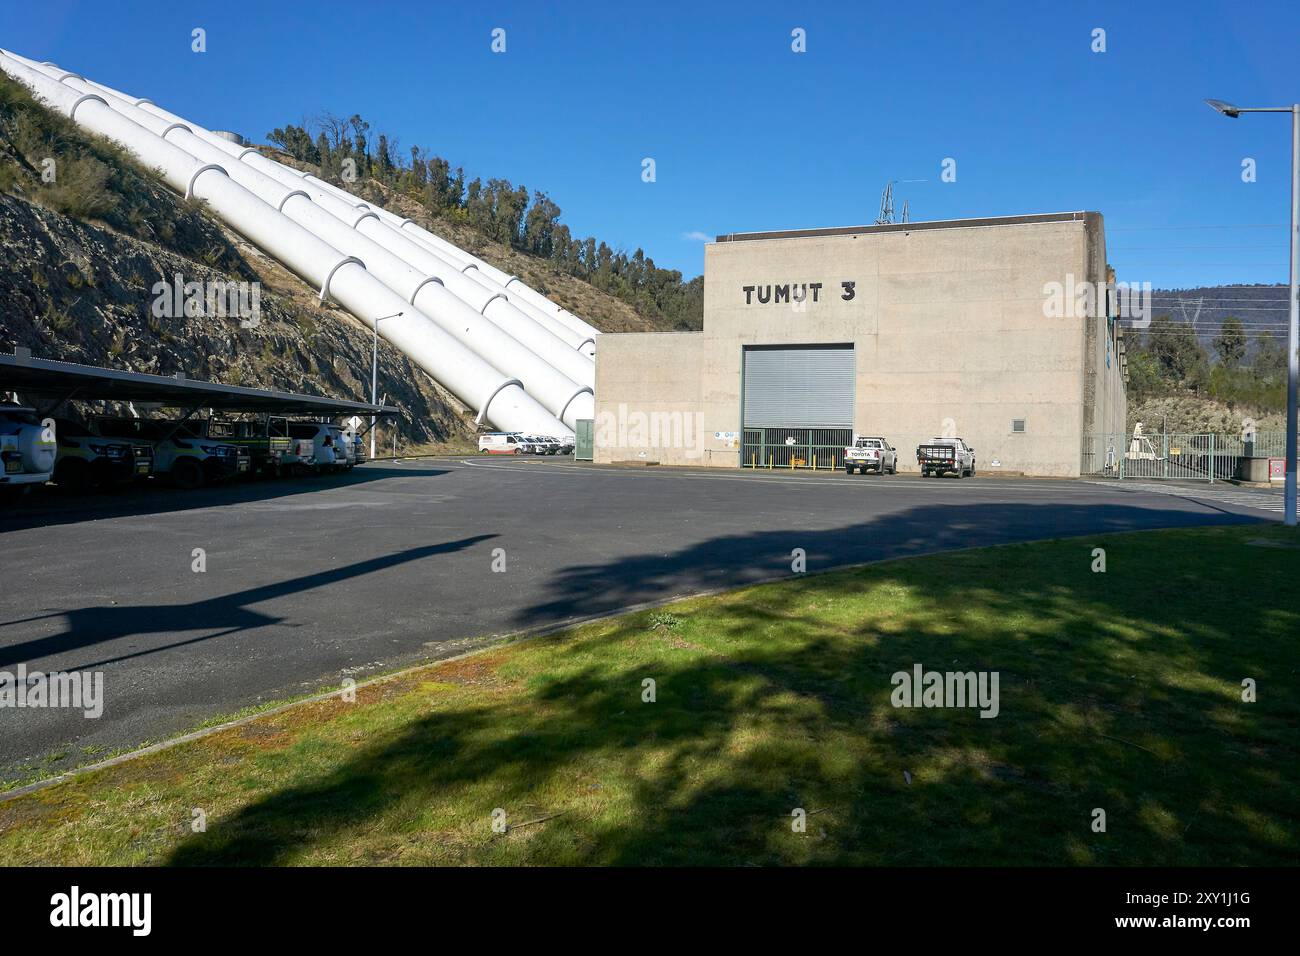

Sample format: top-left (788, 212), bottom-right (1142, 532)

top-left (0, 457), bottom-right (1275, 780)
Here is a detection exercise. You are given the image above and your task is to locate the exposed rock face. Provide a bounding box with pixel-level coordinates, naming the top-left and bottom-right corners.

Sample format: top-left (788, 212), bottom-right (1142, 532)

top-left (0, 191), bottom-right (472, 445)
top-left (1, 72), bottom-right (475, 444)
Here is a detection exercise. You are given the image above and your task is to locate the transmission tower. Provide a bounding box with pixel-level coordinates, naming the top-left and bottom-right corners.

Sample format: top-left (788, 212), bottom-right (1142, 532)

top-left (876, 182), bottom-right (896, 224)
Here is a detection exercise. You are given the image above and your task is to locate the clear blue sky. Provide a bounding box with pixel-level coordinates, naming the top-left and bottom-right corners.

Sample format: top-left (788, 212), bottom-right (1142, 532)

top-left (2, 0), bottom-right (1297, 289)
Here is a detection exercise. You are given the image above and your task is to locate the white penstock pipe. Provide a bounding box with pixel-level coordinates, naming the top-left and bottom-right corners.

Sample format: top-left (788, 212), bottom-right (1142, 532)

top-left (319, 181), bottom-right (602, 358)
top-left (0, 53), bottom-right (567, 437)
top-left (354, 201), bottom-right (603, 350)
top-left (16, 55), bottom-right (592, 429)
top-left (302, 172), bottom-right (598, 354)
top-left (257, 155), bottom-right (601, 356)
top-left (187, 123), bottom-right (594, 386)
top-left (63, 67), bottom-right (598, 375)
top-left (300, 173), bottom-right (599, 357)
top-left (272, 173), bottom-right (596, 388)
top-left (73, 70), bottom-right (600, 361)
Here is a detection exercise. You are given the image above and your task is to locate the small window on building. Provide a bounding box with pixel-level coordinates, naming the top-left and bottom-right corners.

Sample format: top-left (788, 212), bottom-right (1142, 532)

top-left (1012, 419), bottom-right (1026, 433)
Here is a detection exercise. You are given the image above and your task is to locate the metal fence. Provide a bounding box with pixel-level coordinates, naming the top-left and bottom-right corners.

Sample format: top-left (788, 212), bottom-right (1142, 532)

top-left (1083, 431), bottom-right (1293, 482)
top-left (742, 427), bottom-right (853, 470)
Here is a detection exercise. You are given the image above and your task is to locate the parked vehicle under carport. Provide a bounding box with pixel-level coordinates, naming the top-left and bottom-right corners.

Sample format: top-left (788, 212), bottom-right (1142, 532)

top-left (0, 404), bottom-right (56, 499)
top-left (51, 416), bottom-right (153, 491)
top-left (289, 421), bottom-right (349, 473)
top-left (93, 416), bottom-right (249, 489)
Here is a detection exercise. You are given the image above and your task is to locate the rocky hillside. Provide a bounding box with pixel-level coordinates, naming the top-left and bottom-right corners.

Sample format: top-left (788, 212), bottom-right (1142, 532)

top-left (0, 74), bottom-right (634, 450)
top-left (0, 188), bottom-right (469, 446)
top-left (1126, 395), bottom-right (1287, 435)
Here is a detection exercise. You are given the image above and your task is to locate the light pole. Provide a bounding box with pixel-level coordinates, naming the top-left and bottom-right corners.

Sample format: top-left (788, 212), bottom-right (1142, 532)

top-left (370, 312), bottom-right (403, 460)
top-left (1206, 99), bottom-right (1299, 526)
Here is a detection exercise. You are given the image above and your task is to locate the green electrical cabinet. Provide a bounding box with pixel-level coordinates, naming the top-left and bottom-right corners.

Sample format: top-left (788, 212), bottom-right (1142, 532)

top-left (574, 418), bottom-right (594, 461)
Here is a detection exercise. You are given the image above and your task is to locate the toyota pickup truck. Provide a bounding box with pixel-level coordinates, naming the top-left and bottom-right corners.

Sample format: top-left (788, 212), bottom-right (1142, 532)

top-left (207, 417), bottom-right (293, 478)
top-left (52, 416), bottom-right (153, 491)
top-left (917, 438), bottom-right (976, 478)
top-left (93, 416), bottom-right (250, 489)
top-left (0, 404), bottom-right (56, 499)
top-left (844, 436), bottom-right (898, 475)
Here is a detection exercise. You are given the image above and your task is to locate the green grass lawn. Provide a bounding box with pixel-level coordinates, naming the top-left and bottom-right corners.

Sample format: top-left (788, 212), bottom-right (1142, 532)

top-left (2, 524), bottom-right (1296, 866)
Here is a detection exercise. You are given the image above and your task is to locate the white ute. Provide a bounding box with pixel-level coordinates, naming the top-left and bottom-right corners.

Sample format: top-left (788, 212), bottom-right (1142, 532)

top-left (0, 404), bottom-right (57, 499)
top-left (917, 437), bottom-right (977, 478)
top-left (844, 436), bottom-right (898, 475)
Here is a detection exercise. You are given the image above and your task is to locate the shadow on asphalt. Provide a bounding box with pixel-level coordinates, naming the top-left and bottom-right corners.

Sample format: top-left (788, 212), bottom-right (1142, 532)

top-left (0, 464), bottom-right (449, 532)
top-left (0, 534), bottom-right (496, 671)
top-left (511, 500), bottom-right (1264, 627)
top-left (0, 502), bottom-right (1264, 674)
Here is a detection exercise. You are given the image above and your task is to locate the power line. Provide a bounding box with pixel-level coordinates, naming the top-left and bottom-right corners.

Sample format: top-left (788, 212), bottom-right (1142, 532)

top-left (1146, 306), bottom-right (1293, 312)
top-left (1130, 328), bottom-right (1289, 332)
top-left (1122, 317), bottom-right (1290, 325)
top-left (1128, 318), bottom-right (1291, 324)
top-left (1109, 261), bottom-right (1289, 266)
top-left (1110, 243), bottom-right (1288, 250)
top-left (1108, 223), bottom-right (1289, 231)
top-left (1148, 295), bottom-right (1292, 301)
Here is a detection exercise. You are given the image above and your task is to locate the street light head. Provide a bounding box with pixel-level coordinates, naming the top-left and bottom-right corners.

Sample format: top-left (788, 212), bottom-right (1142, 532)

top-left (1205, 98), bottom-right (1241, 118)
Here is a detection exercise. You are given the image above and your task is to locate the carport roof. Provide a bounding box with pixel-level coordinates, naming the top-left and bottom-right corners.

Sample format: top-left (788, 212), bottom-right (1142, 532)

top-left (0, 349), bottom-right (399, 417)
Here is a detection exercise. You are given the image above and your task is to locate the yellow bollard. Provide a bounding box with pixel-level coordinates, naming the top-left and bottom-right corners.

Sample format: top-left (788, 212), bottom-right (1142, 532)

top-left (813, 453), bottom-right (817, 470)
top-left (768, 455), bottom-right (773, 470)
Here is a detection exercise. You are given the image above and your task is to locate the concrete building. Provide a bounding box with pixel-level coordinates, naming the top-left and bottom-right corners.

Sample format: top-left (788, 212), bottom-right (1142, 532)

top-left (593, 211), bottom-right (1127, 477)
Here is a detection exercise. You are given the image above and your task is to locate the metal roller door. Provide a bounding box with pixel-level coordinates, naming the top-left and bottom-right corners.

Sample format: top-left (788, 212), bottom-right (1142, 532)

top-left (742, 345), bottom-right (854, 427)
top-left (741, 345), bottom-right (854, 469)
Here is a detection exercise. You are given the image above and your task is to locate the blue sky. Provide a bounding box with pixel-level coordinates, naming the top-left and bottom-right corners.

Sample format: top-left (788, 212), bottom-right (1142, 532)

top-left (2, 0), bottom-right (1297, 290)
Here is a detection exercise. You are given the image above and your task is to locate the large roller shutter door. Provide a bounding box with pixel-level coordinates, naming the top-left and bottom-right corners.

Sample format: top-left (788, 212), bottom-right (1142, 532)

top-left (742, 345), bottom-right (855, 428)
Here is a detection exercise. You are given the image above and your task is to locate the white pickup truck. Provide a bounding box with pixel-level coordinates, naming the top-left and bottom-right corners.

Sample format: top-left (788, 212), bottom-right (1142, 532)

top-left (844, 436), bottom-right (898, 475)
top-left (917, 437), bottom-right (976, 478)
top-left (0, 404), bottom-right (57, 499)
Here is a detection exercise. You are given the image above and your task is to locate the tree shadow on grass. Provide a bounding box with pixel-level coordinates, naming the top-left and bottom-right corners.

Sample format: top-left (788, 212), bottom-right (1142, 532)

top-left (163, 510), bottom-right (1296, 867)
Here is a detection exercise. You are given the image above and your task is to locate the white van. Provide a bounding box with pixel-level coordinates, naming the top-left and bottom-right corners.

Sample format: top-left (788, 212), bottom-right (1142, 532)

top-left (478, 432), bottom-right (525, 455)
